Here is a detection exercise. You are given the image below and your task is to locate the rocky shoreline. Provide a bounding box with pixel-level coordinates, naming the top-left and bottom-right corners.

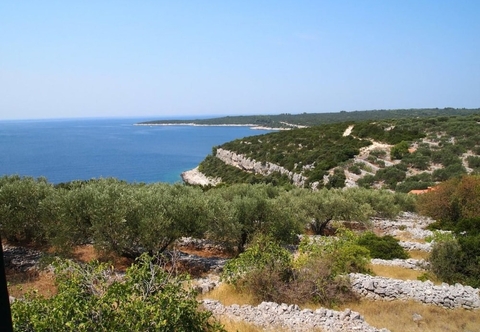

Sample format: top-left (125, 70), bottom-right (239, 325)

top-left (181, 167), bottom-right (221, 186)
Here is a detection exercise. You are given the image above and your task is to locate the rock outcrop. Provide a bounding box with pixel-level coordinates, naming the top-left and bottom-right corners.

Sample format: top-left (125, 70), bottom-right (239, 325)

top-left (181, 166), bottom-right (221, 186)
top-left (215, 148), bottom-right (308, 187)
top-left (3, 244), bottom-right (43, 272)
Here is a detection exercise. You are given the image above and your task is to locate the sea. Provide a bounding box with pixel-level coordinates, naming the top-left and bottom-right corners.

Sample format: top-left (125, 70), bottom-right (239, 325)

top-left (0, 117), bottom-right (272, 184)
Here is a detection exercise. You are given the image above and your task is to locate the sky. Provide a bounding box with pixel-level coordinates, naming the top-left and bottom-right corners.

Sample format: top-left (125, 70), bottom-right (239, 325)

top-left (1, 1), bottom-right (479, 120)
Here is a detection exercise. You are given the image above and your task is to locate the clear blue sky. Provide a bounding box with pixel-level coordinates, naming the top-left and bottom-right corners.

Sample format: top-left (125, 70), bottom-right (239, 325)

top-left (1, 1), bottom-right (479, 120)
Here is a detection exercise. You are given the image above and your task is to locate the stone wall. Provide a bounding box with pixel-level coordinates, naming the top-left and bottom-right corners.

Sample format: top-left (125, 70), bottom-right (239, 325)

top-left (202, 299), bottom-right (389, 332)
top-left (349, 273), bottom-right (480, 309)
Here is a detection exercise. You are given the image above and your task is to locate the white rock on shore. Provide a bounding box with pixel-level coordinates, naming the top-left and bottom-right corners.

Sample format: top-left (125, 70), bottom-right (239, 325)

top-left (181, 167), bottom-right (221, 186)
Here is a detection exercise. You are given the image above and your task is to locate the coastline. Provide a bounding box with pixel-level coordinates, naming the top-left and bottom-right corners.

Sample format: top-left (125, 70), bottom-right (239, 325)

top-left (134, 123), bottom-right (287, 130)
top-left (181, 167), bottom-right (221, 186)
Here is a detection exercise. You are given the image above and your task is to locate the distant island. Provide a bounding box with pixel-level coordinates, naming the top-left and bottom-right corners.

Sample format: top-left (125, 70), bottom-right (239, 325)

top-left (137, 108), bottom-right (480, 129)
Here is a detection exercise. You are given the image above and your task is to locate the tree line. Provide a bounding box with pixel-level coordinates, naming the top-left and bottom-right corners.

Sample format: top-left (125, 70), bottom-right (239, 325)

top-left (0, 175), bottom-right (415, 258)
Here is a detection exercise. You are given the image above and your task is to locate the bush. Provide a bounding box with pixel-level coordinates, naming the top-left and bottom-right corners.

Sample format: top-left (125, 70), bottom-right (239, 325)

top-left (356, 232), bottom-right (409, 260)
top-left (222, 231), bottom-right (367, 306)
top-left (428, 236), bottom-right (464, 284)
top-left (391, 141), bottom-right (410, 160)
top-left (12, 254), bottom-right (225, 332)
top-left (221, 236), bottom-right (293, 302)
top-left (348, 164), bottom-right (362, 175)
top-left (0, 176), bottom-right (54, 244)
top-left (327, 168), bottom-right (346, 189)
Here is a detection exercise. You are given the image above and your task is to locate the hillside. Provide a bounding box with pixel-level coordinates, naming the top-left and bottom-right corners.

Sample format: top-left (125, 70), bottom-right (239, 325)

top-left (186, 113), bottom-right (480, 191)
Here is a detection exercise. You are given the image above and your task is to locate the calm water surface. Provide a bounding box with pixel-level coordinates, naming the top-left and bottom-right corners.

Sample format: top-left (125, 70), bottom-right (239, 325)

top-left (0, 118), bottom-right (271, 184)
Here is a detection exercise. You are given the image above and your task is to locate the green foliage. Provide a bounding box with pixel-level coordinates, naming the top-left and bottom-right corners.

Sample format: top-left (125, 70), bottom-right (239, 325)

top-left (221, 236), bottom-right (292, 302)
top-left (194, 113), bottom-right (480, 187)
top-left (0, 176), bottom-right (54, 244)
top-left (357, 174), bottom-right (375, 188)
top-left (395, 173), bottom-right (434, 193)
top-left (390, 141), bottom-right (410, 160)
top-left (429, 236), bottom-right (465, 285)
top-left (205, 184), bottom-right (301, 252)
top-left (327, 168), bottom-right (346, 189)
top-left (374, 165), bottom-right (406, 189)
top-left (222, 230), bottom-right (366, 306)
top-left (356, 232), bottom-right (409, 259)
top-left (11, 254), bottom-right (225, 332)
top-left (293, 188), bottom-right (374, 235)
top-left (402, 151), bottom-right (430, 170)
top-left (348, 164), bottom-right (362, 175)
top-left (298, 228), bottom-right (371, 276)
top-left (139, 108), bottom-right (480, 128)
top-left (369, 149), bottom-right (387, 158)
top-left (432, 163), bottom-right (467, 182)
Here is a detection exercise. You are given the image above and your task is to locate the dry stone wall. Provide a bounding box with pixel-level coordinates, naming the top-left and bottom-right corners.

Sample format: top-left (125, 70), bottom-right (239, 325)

top-left (202, 299), bottom-right (390, 332)
top-left (350, 273), bottom-right (480, 309)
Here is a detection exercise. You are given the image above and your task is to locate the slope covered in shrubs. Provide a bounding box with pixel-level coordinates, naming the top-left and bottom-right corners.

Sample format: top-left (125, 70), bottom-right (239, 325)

top-left (198, 113), bottom-right (480, 191)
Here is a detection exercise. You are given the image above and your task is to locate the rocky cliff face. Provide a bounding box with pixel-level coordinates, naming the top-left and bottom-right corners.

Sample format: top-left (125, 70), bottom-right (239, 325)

top-left (215, 148), bottom-right (308, 187)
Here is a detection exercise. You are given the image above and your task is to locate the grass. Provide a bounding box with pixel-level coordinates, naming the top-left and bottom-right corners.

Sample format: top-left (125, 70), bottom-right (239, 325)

top-left (339, 299), bottom-right (480, 332)
top-left (217, 317), bottom-right (264, 332)
top-left (369, 264), bottom-right (426, 281)
top-left (408, 250), bottom-right (430, 260)
top-left (200, 283), bottom-right (258, 306)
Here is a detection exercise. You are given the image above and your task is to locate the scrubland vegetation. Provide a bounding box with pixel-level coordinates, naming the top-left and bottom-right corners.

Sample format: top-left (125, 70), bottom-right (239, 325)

top-left (1, 175), bottom-right (415, 330)
top-left (199, 113), bottom-right (480, 191)
top-left (4, 110), bottom-right (480, 330)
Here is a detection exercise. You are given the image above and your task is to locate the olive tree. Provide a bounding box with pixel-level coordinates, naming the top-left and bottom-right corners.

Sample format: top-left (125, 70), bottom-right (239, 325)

top-left (0, 176), bottom-right (54, 244)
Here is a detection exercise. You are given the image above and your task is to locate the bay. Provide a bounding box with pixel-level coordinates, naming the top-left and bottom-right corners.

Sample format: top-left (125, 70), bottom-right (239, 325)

top-left (0, 117), bottom-right (271, 184)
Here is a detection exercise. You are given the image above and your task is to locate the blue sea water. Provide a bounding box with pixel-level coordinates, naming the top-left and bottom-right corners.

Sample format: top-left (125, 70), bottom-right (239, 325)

top-left (0, 118), bottom-right (271, 184)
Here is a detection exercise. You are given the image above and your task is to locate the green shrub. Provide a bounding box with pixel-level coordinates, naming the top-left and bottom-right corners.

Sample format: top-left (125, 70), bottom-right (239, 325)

top-left (348, 164), bottom-right (362, 175)
top-left (391, 141), bottom-right (410, 160)
top-left (222, 230), bottom-right (366, 306)
top-left (221, 236), bottom-right (293, 302)
top-left (356, 232), bottom-right (409, 259)
top-left (428, 236), bottom-right (464, 284)
top-left (12, 254), bottom-right (225, 332)
top-left (369, 149), bottom-right (387, 158)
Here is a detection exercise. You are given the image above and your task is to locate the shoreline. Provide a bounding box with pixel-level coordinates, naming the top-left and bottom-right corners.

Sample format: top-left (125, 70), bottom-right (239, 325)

top-left (134, 123), bottom-right (288, 130)
top-left (181, 167), bottom-right (221, 186)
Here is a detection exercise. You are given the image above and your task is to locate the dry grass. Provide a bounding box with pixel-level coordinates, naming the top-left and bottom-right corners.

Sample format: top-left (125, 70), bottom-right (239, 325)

top-left (369, 264), bottom-right (441, 285)
top-left (200, 283), bottom-right (259, 306)
top-left (7, 269), bottom-right (57, 298)
top-left (394, 231), bottom-right (426, 242)
top-left (217, 317), bottom-right (265, 332)
top-left (408, 250), bottom-right (430, 260)
top-left (217, 316), bottom-right (302, 332)
top-left (369, 264), bottom-right (425, 281)
top-left (339, 299), bottom-right (480, 332)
